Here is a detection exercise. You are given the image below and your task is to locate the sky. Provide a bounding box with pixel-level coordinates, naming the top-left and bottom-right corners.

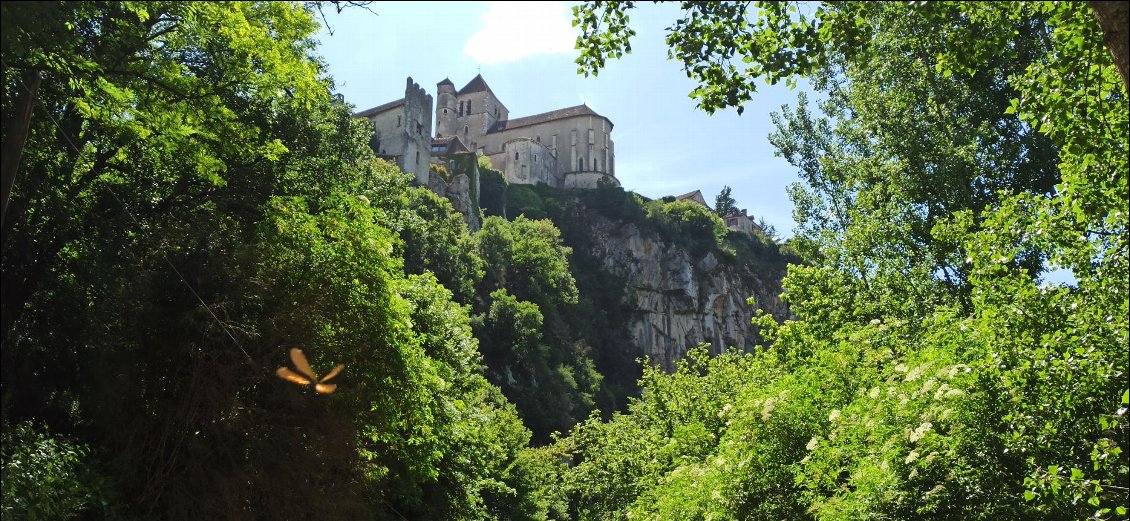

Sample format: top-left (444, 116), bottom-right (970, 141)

top-left (312, 1), bottom-right (813, 237)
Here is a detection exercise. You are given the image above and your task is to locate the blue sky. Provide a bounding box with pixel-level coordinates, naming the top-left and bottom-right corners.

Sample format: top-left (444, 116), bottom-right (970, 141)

top-left (313, 1), bottom-right (811, 237)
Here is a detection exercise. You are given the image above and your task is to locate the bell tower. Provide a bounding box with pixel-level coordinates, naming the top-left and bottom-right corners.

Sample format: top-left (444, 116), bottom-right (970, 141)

top-left (435, 78), bottom-right (457, 137)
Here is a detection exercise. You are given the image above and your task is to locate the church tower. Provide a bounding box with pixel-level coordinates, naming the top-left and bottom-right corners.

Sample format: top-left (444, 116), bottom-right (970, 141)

top-left (435, 78), bottom-right (457, 138)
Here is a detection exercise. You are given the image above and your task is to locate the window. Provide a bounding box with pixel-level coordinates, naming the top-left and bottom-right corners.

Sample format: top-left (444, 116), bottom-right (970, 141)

top-left (415, 151), bottom-right (419, 164)
top-left (593, 157), bottom-right (597, 170)
top-left (397, 115), bottom-right (401, 127)
top-left (578, 157), bottom-right (584, 171)
top-left (443, 108), bottom-right (448, 115)
top-left (534, 155), bottom-right (537, 163)
top-left (464, 125), bottom-right (468, 135)
top-left (416, 122), bottom-right (422, 135)
top-left (459, 101), bottom-right (463, 116)
top-left (536, 135), bottom-right (541, 142)
top-left (467, 100), bottom-right (472, 113)
top-left (515, 152), bottom-right (519, 160)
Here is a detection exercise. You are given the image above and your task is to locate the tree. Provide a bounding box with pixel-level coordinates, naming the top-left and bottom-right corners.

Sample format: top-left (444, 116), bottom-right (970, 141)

top-left (473, 217), bottom-right (602, 443)
top-left (396, 187), bottom-right (484, 304)
top-left (714, 185), bottom-right (736, 216)
top-left (475, 215), bottom-right (578, 310)
top-left (1, 3), bottom-right (559, 518)
top-left (1, 1), bottom-right (329, 341)
top-left (567, 1), bottom-right (1128, 517)
top-left (575, 2), bottom-right (1128, 114)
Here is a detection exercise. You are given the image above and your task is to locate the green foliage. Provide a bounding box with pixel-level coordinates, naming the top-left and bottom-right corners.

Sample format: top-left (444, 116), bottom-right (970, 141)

top-left (1, 3), bottom-right (549, 518)
top-left (1, 423), bottom-right (100, 520)
top-left (563, 1), bottom-right (1128, 519)
top-left (479, 164), bottom-right (508, 217)
top-left (451, 153), bottom-right (482, 212)
top-left (576, 2), bottom-right (827, 113)
top-left (396, 186), bottom-right (484, 304)
top-left (476, 215), bottom-right (579, 310)
top-left (507, 184), bottom-right (547, 220)
top-left (646, 199), bottom-right (729, 257)
top-left (429, 162), bottom-right (452, 183)
top-left (472, 217), bottom-right (604, 442)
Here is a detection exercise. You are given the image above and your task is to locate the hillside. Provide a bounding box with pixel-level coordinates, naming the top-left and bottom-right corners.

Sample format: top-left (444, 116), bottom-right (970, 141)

top-left (436, 170), bottom-right (798, 443)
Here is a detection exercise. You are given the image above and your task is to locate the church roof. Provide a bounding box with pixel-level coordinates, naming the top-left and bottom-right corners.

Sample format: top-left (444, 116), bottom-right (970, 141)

top-left (438, 77), bottom-right (454, 86)
top-left (457, 74), bottom-right (494, 95)
top-left (487, 104), bottom-right (612, 134)
top-left (353, 98), bottom-right (404, 118)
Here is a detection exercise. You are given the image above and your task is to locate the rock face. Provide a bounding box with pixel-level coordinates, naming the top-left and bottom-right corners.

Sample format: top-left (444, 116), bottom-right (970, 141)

top-left (576, 208), bottom-right (790, 370)
top-left (428, 172), bottom-right (481, 231)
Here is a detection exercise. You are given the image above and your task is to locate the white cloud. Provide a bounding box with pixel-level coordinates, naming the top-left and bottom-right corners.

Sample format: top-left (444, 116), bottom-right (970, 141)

top-left (464, 2), bottom-right (577, 64)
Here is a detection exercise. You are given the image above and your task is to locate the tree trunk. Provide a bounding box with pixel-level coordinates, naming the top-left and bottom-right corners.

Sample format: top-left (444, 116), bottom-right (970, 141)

top-left (1, 70), bottom-right (42, 230)
top-left (1090, 1), bottom-right (1130, 93)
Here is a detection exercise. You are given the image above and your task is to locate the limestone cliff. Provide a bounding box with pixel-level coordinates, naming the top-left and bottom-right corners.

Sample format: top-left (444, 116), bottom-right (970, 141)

top-left (427, 172), bottom-right (479, 231)
top-left (559, 201), bottom-right (792, 372)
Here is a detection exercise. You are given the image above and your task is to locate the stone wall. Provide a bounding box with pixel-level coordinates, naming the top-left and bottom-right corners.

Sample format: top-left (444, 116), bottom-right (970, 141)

top-left (499, 138), bottom-right (559, 187)
top-left (401, 77), bottom-right (434, 185)
top-left (564, 171), bottom-right (619, 189)
top-left (366, 77), bottom-right (433, 185)
top-left (427, 153), bottom-right (482, 231)
top-left (482, 114), bottom-right (615, 181)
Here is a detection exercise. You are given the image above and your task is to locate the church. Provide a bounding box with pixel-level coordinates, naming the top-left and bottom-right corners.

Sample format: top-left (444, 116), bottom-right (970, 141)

top-left (355, 75), bottom-right (619, 190)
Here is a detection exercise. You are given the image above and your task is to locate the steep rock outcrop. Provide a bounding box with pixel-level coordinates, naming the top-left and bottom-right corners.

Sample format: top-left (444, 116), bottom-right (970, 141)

top-left (569, 206), bottom-right (790, 371)
top-left (427, 172), bottom-right (480, 231)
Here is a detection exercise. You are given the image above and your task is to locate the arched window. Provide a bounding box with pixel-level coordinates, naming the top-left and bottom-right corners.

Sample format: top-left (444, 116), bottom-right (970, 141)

top-left (443, 108), bottom-right (448, 115)
top-left (515, 152), bottom-right (519, 160)
top-left (464, 125), bottom-right (468, 135)
top-left (593, 157), bottom-right (597, 170)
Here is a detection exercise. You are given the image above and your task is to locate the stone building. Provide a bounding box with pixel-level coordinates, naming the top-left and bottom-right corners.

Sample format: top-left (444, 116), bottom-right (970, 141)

top-left (722, 209), bottom-right (761, 235)
top-left (355, 77), bottom-right (433, 185)
top-left (357, 74), bottom-right (619, 190)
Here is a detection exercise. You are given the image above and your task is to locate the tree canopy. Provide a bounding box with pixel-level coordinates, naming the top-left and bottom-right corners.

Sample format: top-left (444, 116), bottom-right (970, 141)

top-left (564, 1), bottom-right (1128, 518)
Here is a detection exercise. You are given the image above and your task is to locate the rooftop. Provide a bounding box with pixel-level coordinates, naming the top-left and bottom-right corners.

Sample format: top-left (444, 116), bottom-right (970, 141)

top-left (354, 98), bottom-right (405, 118)
top-left (488, 104), bottom-right (612, 134)
top-left (457, 74), bottom-right (494, 96)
